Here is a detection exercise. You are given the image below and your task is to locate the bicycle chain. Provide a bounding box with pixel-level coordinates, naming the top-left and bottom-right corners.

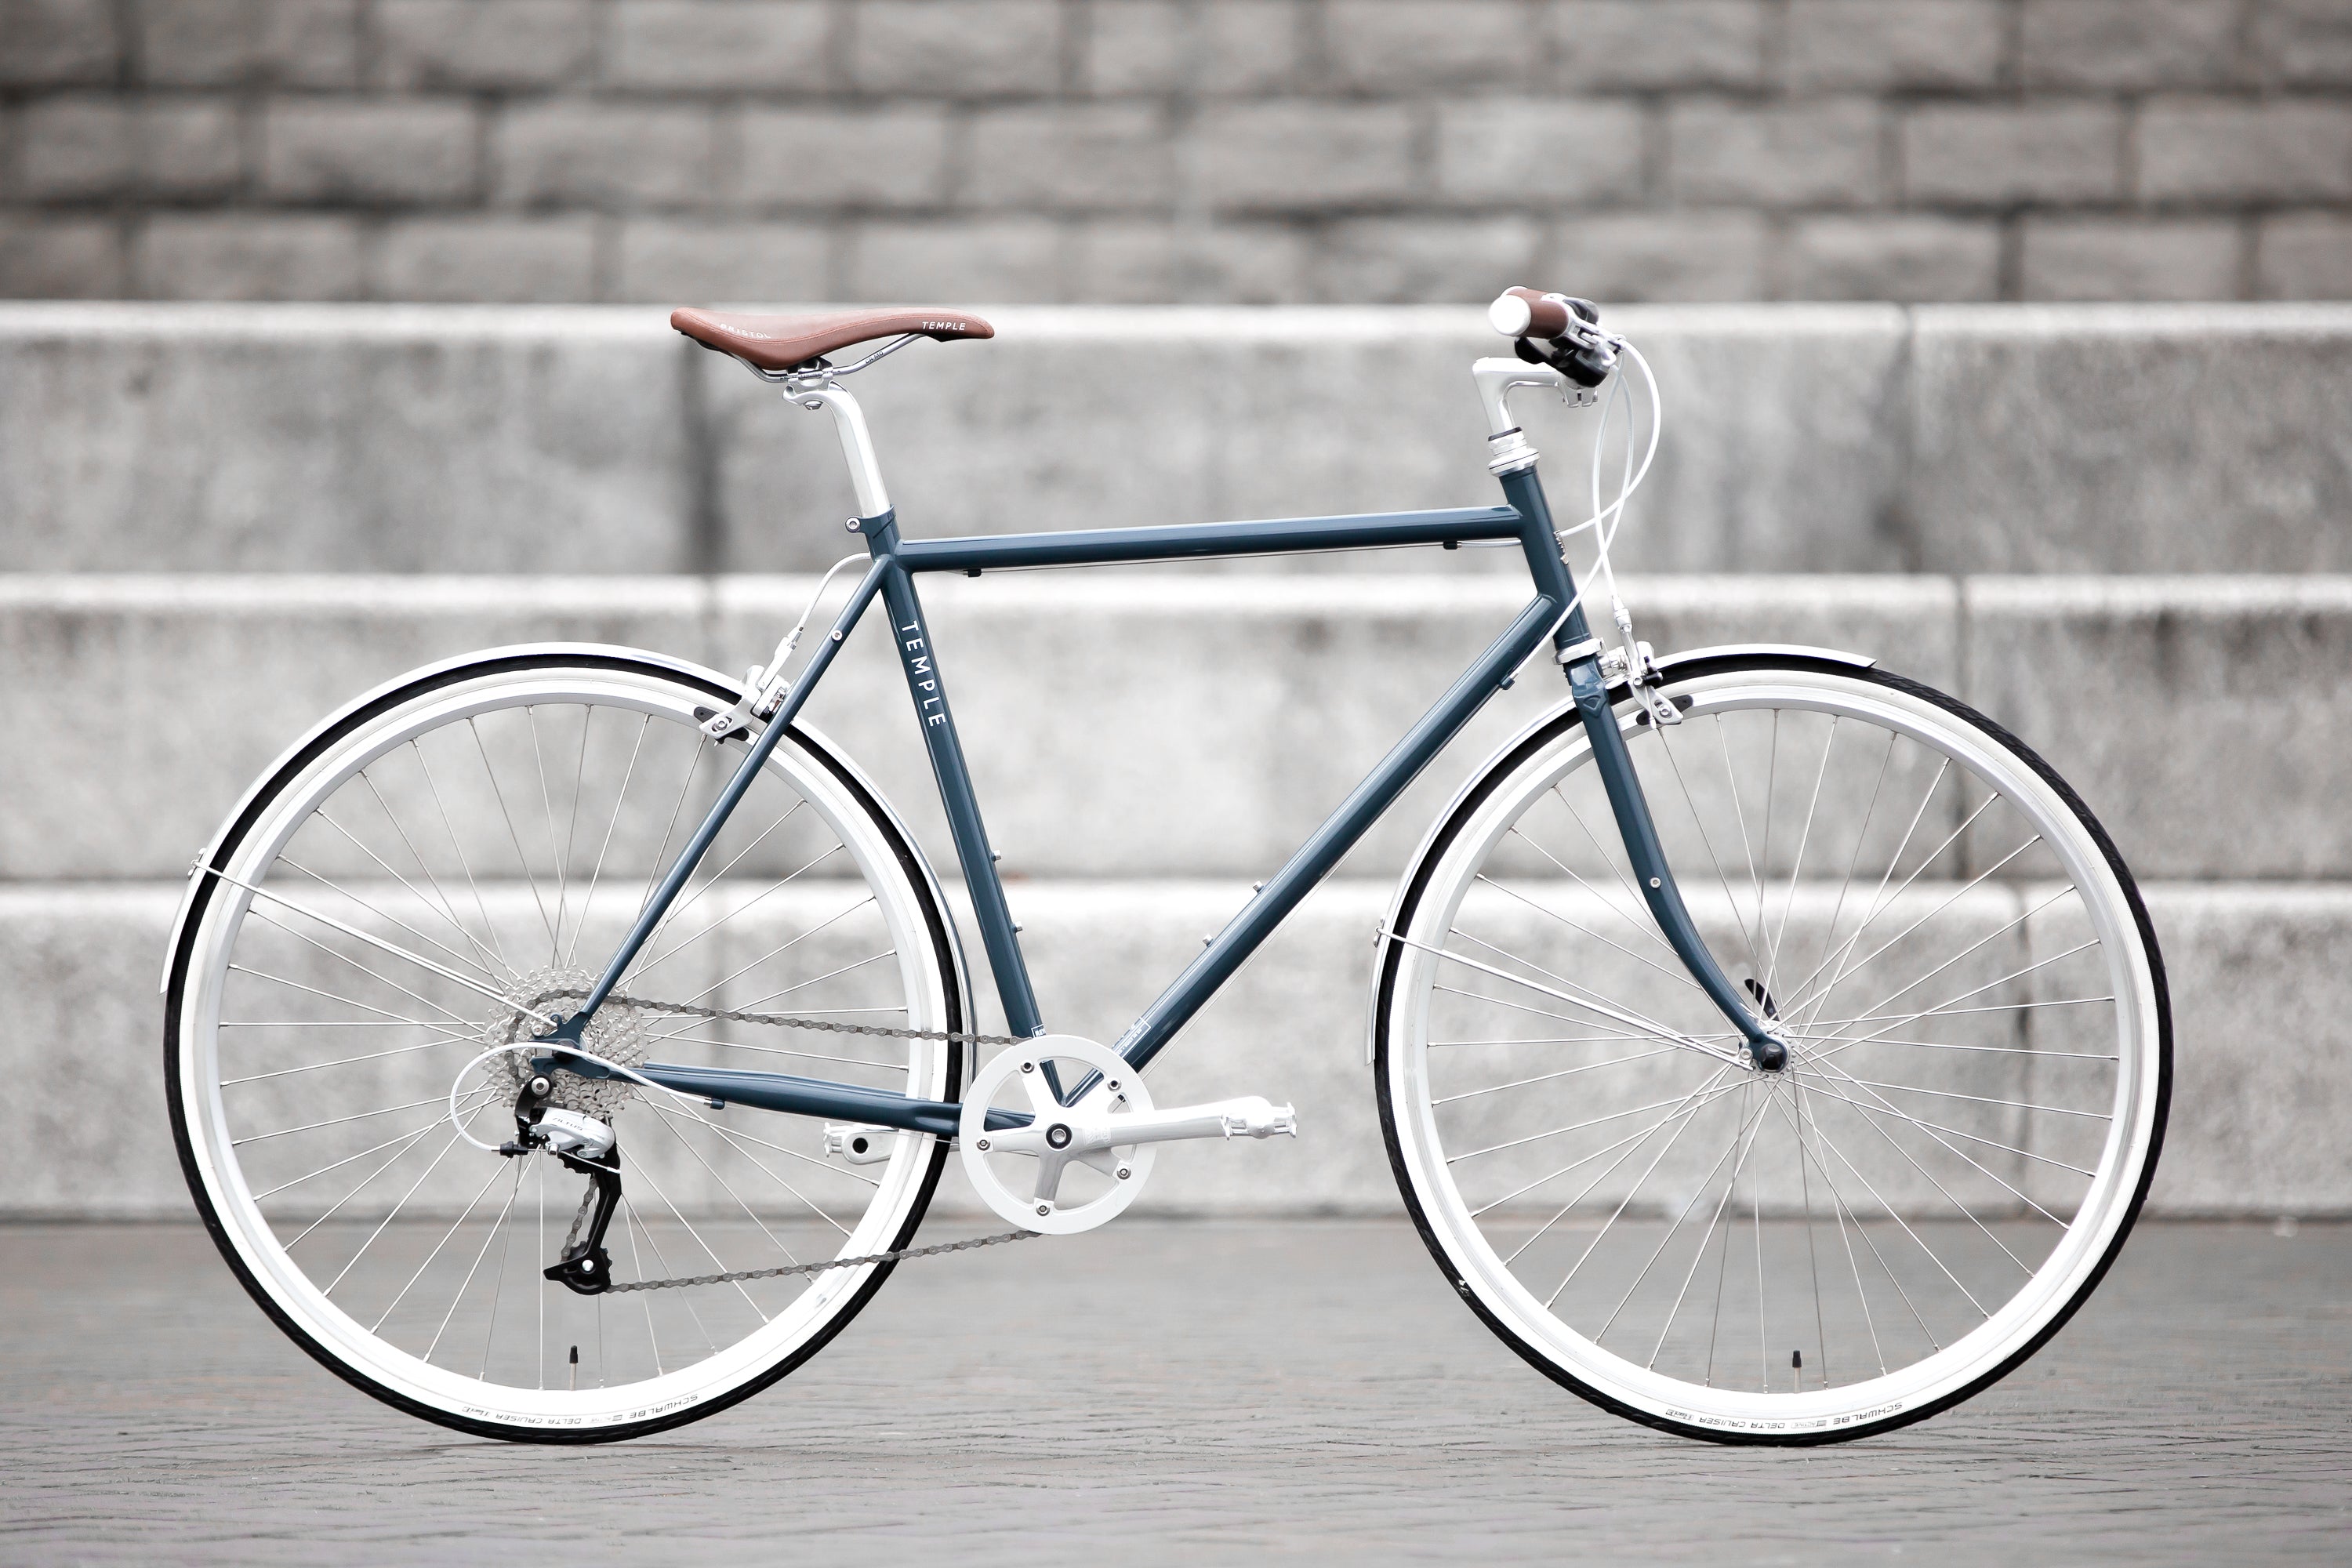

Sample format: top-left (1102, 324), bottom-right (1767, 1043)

top-left (542, 989), bottom-right (1038, 1292)
top-left (612, 1227), bottom-right (1039, 1292)
top-left (544, 986), bottom-right (1030, 1050)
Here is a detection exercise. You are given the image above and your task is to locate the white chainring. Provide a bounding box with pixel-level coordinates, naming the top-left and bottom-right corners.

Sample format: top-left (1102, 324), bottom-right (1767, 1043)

top-left (958, 1036), bottom-right (1154, 1236)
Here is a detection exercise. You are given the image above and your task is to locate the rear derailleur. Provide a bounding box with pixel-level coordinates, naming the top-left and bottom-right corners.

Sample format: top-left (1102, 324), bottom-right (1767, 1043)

top-left (499, 1065), bottom-right (622, 1297)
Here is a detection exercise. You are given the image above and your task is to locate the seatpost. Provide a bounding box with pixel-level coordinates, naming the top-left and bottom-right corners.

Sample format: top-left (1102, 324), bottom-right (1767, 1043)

top-left (786, 380), bottom-right (892, 519)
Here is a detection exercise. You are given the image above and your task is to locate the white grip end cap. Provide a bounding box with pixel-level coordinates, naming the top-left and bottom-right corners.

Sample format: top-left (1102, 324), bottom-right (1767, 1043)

top-left (1487, 293), bottom-right (1534, 336)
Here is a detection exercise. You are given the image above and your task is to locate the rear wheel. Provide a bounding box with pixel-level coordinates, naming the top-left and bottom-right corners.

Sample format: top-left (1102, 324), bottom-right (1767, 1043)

top-left (1375, 655), bottom-right (2169, 1443)
top-left (167, 650), bottom-right (966, 1442)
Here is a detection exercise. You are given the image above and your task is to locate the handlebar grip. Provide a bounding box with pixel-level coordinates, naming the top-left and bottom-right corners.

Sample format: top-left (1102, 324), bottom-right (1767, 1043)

top-left (1489, 287), bottom-right (1569, 339)
top-left (1488, 286), bottom-right (1602, 340)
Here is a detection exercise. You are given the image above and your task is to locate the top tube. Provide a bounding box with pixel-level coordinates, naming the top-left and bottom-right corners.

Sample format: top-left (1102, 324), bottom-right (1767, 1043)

top-left (884, 506), bottom-right (1523, 572)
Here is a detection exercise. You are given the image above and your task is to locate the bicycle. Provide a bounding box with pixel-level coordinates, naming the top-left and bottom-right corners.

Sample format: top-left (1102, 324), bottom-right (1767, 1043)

top-left (165, 288), bottom-right (2169, 1446)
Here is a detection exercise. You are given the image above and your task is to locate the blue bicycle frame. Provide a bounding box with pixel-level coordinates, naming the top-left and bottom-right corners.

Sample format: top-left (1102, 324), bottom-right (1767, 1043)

top-left (541, 463), bottom-right (1780, 1134)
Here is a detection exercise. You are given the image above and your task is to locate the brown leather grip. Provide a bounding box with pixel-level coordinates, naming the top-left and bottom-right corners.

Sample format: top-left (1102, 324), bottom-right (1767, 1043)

top-left (1491, 286), bottom-right (1573, 339)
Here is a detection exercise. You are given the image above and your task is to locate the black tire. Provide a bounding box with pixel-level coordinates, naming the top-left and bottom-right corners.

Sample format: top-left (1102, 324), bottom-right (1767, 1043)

top-left (1374, 654), bottom-right (2170, 1444)
top-left (167, 649), bottom-right (969, 1443)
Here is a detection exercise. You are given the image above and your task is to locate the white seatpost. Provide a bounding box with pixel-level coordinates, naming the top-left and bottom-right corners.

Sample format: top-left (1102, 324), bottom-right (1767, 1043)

top-left (789, 383), bottom-right (891, 518)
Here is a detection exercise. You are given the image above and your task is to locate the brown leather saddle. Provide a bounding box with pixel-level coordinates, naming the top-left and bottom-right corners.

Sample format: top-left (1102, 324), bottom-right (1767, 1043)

top-left (670, 306), bottom-right (993, 372)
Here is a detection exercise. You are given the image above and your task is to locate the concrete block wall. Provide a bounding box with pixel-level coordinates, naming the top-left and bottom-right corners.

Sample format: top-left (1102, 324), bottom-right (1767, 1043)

top-left (3, 302), bottom-right (2349, 574)
top-left (5, 1), bottom-right (2352, 305)
top-left (2, 572), bottom-right (2347, 1218)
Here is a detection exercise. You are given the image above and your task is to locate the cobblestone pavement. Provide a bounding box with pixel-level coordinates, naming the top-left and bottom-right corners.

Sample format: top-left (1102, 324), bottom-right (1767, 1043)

top-left (2, 1219), bottom-right (2346, 1566)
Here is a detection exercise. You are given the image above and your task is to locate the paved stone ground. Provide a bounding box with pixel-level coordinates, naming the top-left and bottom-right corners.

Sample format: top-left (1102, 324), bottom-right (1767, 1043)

top-left (1, 1219), bottom-right (2347, 1565)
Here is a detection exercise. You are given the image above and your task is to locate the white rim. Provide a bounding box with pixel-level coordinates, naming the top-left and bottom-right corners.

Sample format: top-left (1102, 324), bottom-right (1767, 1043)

top-left (1384, 669), bottom-right (2162, 1437)
top-left (176, 661), bottom-right (954, 1432)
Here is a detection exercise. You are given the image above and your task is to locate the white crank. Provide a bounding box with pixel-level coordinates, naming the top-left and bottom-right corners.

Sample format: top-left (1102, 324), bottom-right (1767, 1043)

top-left (958, 1036), bottom-right (1298, 1236)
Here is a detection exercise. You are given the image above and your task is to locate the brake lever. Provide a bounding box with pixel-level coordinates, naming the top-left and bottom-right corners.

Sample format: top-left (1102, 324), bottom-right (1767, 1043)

top-left (1515, 331), bottom-right (1617, 389)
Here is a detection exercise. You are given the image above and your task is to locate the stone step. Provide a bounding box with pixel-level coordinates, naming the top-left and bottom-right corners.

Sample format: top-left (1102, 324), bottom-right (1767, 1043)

top-left (13, 878), bottom-right (2345, 1220)
top-left (2, 303), bottom-right (2346, 575)
top-left (2, 573), bottom-right (2342, 883)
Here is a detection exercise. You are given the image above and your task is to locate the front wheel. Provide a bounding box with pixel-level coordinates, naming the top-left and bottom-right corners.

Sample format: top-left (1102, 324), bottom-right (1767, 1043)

top-left (167, 649), bottom-right (968, 1442)
top-left (1375, 655), bottom-right (2169, 1443)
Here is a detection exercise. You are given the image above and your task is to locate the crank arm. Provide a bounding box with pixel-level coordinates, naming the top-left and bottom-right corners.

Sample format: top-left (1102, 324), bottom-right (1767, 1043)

top-left (1066, 1095), bottom-right (1298, 1154)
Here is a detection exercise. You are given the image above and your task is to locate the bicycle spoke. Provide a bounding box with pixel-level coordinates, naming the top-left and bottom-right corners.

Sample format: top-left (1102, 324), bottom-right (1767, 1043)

top-left (645, 1105), bottom-right (807, 1264)
top-left (1765, 715), bottom-right (1837, 986)
top-left (349, 775), bottom-right (514, 984)
top-left (1801, 1055), bottom-right (2074, 1230)
top-left (1548, 782), bottom-right (1680, 956)
top-left (221, 1025), bottom-right (477, 1084)
top-left (1793, 1083), bottom-right (1869, 1375)
top-left (257, 1090), bottom-right (492, 1202)
top-left (628, 843), bottom-right (847, 982)
top-left (1431, 1044), bottom-right (1689, 1105)
top-left (1481, 1070), bottom-right (1744, 1225)
top-left (1780, 787), bottom-right (1998, 1029)
top-left (468, 717), bottom-right (560, 956)
top-left (1774, 758), bottom-right (1959, 1024)
top-left (280, 855), bottom-right (501, 985)
top-left (1805, 935), bottom-right (2100, 1065)
top-left (322, 1127), bottom-right (474, 1297)
top-left (1799, 878), bottom-right (2067, 1050)
top-left (372, 1156), bottom-right (514, 1334)
top-left (1799, 1066), bottom-right (2042, 1276)
top-left (1799, 1106), bottom-right (1988, 1319)
top-left (1548, 1067), bottom-right (1742, 1307)
top-left (428, 1162), bottom-right (526, 1363)
top-left (568, 712), bottom-right (651, 968)
top-left (1798, 994), bottom-right (2116, 1031)
top-left (1495, 1066), bottom-right (1740, 1259)
top-left (630, 800), bottom-right (812, 961)
top-left (1594, 1082), bottom-right (1769, 1351)
top-left (1394, 929), bottom-right (1740, 1065)
top-left (1653, 720), bottom-right (1773, 981)
top-left (624, 1196), bottom-right (720, 1352)
top-left (1454, 1083), bottom-right (1741, 1165)
top-left (1715, 713), bottom-right (1769, 968)
top-left (1472, 873), bottom-right (1712, 1001)
top-left (677, 895), bottom-right (877, 1006)
top-left (1450, 922), bottom-right (1713, 1037)
top-left (729, 949), bottom-right (898, 1009)
top-left (238, 885), bottom-right (539, 1024)
top-left (235, 1092), bottom-right (465, 1147)
top-left (1756, 712), bottom-right (1780, 994)
top-left (524, 705), bottom-right (571, 967)
top-left (1776, 1070), bottom-right (2096, 1177)
top-left (623, 1150), bottom-right (769, 1322)
top-left (407, 740), bottom-right (515, 978)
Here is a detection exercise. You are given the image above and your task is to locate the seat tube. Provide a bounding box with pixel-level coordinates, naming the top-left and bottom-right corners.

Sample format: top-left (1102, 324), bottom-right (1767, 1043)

top-left (865, 522), bottom-right (1045, 1040)
top-left (1496, 466), bottom-right (1781, 1069)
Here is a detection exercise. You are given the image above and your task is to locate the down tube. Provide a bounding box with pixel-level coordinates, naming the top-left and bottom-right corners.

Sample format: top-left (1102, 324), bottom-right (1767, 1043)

top-left (1115, 590), bottom-right (1563, 1069)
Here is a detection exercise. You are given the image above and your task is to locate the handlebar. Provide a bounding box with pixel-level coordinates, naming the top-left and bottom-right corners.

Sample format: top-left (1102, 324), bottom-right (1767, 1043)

top-left (1487, 287), bottom-right (1616, 389)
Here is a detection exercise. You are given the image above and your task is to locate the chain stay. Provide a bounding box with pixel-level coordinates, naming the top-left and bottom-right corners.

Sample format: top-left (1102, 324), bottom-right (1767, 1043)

top-left (541, 988), bottom-right (1036, 1290)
